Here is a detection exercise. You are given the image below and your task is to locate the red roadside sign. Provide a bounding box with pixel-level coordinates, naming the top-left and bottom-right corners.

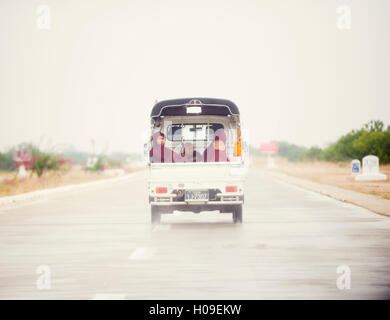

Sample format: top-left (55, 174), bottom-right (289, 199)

top-left (260, 142), bottom-right (279, 154)
top-left (13, 149), bottom-right (32, 167)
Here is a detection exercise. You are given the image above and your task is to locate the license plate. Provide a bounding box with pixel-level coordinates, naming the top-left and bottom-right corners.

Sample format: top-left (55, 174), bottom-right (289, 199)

top-left (185, 190), bottom-right (209, 201)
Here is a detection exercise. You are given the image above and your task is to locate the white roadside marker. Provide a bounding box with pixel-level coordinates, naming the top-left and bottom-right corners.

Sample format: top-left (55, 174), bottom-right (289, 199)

top-left (128, 247), bottom-right (155, 260)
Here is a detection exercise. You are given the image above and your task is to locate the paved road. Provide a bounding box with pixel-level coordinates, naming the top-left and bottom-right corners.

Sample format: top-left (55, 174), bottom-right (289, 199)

top-left (0, 169), bottom-right (390, 299)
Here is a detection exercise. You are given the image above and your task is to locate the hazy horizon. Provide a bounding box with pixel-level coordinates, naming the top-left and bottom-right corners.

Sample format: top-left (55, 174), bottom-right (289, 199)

top-left (1, 0), bottom-right (389, 154)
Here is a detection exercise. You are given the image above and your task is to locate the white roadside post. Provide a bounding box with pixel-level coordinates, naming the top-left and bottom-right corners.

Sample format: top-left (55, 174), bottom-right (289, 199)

top-left (86, 157), bottom-right (98, 169)
top-left (355, 155), bottom-right (387, 181)
top-left (18, 165), bottom-right (28, 178)
top-left (260, 142), bottom-right (279, 169)
top-left (13, 149), bottom-right (32, 179)
top-left (351, 159), bottom-right (360, 176)
top-left (267, 153), bottom-right (276, 169)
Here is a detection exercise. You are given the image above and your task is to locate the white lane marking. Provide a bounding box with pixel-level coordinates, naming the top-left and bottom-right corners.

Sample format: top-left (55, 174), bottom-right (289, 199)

top-left (152, 224), bottom-right (171, 231)
top-left (128, 247), bottom-right (155, 260)
top-left (92, 293), bottom-right (126, 300)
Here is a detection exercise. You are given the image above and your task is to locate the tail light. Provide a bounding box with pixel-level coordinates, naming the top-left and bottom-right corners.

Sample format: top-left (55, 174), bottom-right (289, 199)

top-left (156, 187), bottom-right (167, 193)
top-left (233, 126), bottom-right (242, 157)
top-left (226, 186), bottom-right (237, 192)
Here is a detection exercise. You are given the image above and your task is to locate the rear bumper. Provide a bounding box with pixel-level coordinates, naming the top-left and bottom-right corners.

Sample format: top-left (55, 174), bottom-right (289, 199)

top-left (150, 200), bottom-right (243, 206)
top-left (149, 193), bottom-right (244, 206)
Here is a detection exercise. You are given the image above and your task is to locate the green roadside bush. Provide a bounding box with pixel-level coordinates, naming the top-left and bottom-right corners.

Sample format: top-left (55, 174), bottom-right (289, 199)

top-left (322, 120), bottom-right (390, 164)
top-left (302, 146), bottom-right (323, 161)
top-left (31, 145), bottom-right (62, 177)
top-left (277, 142), bottom-right (307, 162)
top-left (0, 151), bottom-right (14, 171)
top-left (85, 155), bottom-right (106, 172)
top-left (274, 120), bottom-right (390, 164)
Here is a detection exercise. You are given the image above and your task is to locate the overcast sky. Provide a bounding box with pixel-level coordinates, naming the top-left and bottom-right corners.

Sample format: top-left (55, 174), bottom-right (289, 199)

top-left (0, 0), bottom-right (389, 154)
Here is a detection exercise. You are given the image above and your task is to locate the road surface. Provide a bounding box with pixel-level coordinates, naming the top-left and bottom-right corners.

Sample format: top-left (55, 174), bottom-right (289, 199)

top-left (0, 169), bottom-right (390, 299)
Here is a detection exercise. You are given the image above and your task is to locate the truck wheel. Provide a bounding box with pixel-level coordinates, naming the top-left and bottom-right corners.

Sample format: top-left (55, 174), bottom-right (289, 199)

top-left (233, 205), bottom-right (243, 224)
top-left (151, 206), bottom-right (161, 224)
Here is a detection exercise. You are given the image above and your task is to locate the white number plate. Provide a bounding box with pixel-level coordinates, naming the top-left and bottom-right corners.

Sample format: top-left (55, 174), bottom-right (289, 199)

top-left (185, 190), bottom-right (209, 201)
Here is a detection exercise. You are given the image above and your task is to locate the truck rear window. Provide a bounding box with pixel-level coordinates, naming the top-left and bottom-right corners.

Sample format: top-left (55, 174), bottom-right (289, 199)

top-left (167, 123), bottom-right (224, 141)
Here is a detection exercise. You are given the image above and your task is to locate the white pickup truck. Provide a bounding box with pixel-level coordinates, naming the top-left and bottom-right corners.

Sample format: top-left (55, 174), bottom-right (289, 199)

top-left (146, 98), bottom-right (247, 224)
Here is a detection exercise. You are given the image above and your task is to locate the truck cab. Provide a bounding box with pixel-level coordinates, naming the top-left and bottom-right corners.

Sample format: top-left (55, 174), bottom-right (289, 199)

top-left (146, 98), bottom-right (247, 224)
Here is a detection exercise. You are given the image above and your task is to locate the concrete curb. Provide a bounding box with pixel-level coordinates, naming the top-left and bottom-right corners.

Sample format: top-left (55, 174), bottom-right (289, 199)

top-left (263, 170), bottom-right (390, 217)
top-left (0, 170), bottom-right (144, 207)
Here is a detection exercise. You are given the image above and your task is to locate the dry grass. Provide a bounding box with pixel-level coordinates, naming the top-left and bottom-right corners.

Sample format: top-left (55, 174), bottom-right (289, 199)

top-left (0, 166), bottom-right (141, 198)
top-left (252, 157), bottom-right (390, 200)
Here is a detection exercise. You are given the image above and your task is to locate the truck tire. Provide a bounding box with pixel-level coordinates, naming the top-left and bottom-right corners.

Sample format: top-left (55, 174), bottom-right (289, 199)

top-left (151, 206), bottom-right (161, 224)
top-left (233, 204), bottom-right (243, 224)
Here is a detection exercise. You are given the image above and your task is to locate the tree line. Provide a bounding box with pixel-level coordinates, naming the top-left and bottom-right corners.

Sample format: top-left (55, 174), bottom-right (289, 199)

top-left (0, 144), bottom-right (141, 174)
top-left (277, 120), bottom-right (390, 163)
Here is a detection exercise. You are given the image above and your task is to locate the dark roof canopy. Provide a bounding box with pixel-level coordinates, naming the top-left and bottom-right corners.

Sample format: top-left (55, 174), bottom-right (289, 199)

top-left (151, 98), bottom-right (239, 118)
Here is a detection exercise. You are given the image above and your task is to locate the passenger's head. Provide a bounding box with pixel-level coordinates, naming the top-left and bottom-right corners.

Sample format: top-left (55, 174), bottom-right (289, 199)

top-left (152, 132), bottom-right (165, 146)
top-left (182, 143), bottom-right (194, 159)
top-left (213, 129), bottom-right (227, 151)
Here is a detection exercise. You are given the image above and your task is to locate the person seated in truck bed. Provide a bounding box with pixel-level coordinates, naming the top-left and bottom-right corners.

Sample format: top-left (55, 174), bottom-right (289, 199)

top-left (174, 143), bottom-right (203, 163)
top-left (149, 132), bottom-right (176, 163)
top-left (203, 129), bottom-right (230, 162)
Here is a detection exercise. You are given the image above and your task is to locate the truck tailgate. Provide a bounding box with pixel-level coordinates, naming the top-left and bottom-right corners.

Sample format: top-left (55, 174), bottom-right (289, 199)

top-left (149, 162), bottom-right (245, 183)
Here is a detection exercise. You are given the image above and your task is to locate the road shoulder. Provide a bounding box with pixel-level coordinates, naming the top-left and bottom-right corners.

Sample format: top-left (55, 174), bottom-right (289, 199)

top-left (0, 170), bottom-right (144, 207)
top-left (261, 169), bottom-right (390, 217)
